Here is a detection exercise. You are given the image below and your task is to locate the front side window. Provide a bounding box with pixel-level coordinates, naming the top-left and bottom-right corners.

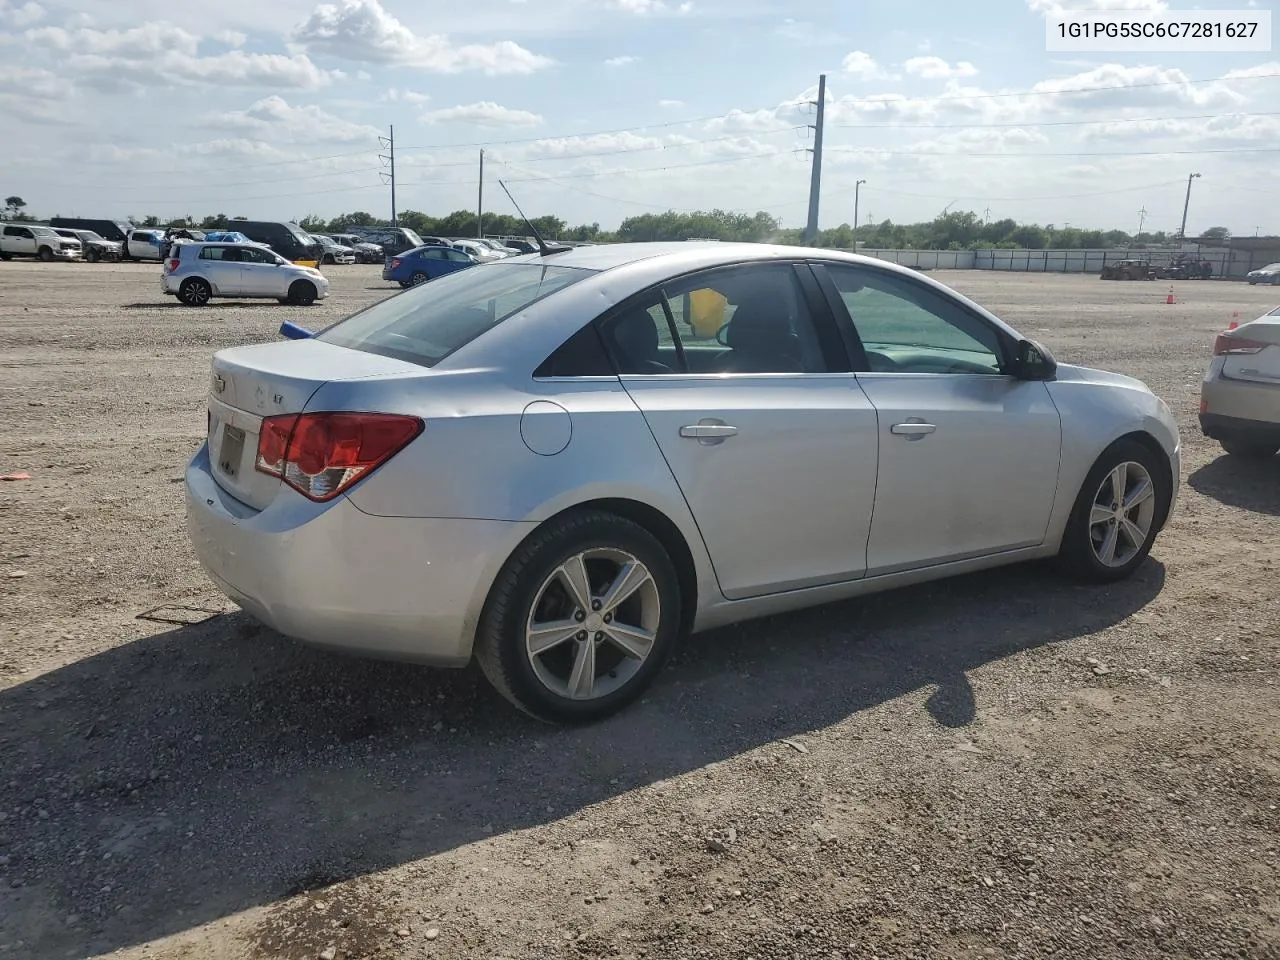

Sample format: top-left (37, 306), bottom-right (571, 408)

top-left (822, 263), bottom-right (1005, 375)
top-left (317, 262), bottom-right (593, 368)
top-left (599, 263), bottom-right (830, 375)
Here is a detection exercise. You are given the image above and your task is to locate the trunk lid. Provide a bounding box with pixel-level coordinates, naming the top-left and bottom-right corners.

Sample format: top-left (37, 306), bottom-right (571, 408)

top-left (1222, 316), bottom-right (1280, 387)
top-left (206, 339), bottom-right (427, 509)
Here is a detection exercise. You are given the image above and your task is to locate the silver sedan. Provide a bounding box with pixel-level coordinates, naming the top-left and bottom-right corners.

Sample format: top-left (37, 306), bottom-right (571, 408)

top-left (185, 243), bottom-right (1180, 723)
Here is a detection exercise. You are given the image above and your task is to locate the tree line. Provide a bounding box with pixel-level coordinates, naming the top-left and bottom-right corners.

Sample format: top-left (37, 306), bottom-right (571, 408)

top-left (9, 193), bottom-right (1234, 249)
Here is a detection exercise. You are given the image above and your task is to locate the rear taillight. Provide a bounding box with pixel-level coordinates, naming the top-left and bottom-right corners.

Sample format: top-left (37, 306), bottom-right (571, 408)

top-left (1213, 334), bottom-right (1268, 356)
top-left (254, 412), bottom-right (423, 502)
top-left (166, 258), bottom-right (180, 272)
top-left (390, 257), bottom-right (401, 269)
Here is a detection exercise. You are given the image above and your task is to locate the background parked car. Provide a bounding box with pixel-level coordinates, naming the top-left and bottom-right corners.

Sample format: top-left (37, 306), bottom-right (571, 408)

top-left (220, 221), bottom-right (323, 264)
top-left (49, 217), bottom-right (133, 246)
top-left (450, 238), bottom-right (505, 261)
top-left (473, 238), bottom-right (521, 257)
top-left (1199, 306), bottom-right (1280, 460)
top-left (162, 241), bottom-right (328, 306)
top-left (53, 228), bottom-right (121, 262)
top-left (382, 244), bottom-right (478, 287)
top-left (1, 223), bottom-right (82, 261)
top-left (328, 233), bottom-right (384, 263)
top-left (1246, 263), bottom-right (1280, 285)
top-left (311, 235), bottom-right (356, 265)
top-left (125, 229), bottom-right (167, 261)
top-left (347, 226), bottom-right (426, 259)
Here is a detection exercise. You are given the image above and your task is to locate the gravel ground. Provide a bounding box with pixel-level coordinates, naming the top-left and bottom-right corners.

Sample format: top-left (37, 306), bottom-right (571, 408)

top-left (0, 262), bottom-right (1277, 960)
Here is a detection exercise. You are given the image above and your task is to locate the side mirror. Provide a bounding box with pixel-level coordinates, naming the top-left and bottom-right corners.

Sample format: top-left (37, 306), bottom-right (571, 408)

top-left (279, 321), bottom-right (315, 340)
top-left (1012, 338), bottom-right (1057, 381)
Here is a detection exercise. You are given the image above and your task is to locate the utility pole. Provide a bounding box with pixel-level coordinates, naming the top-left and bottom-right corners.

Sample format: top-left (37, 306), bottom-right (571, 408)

top-left (1178, 172), bottom-right (1201, 241)
top-left (378, 125), bottom-right (397, 227)
top-left (853, 179), bottom-right (866, 242)
top-left (804, 73), bottom-right (826, 245)
top-left (1137, 206), bottom-right (1147, 239)
top-left (477, 149), bottom-right (484, 239)
top-left (983, 206), bottom-right (991, 224)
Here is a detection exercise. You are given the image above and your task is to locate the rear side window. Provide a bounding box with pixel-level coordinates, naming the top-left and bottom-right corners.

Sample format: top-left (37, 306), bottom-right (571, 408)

top-left (199, 246), bottom-right (228, 260)
top-left (317, 263), bottom-right (594, 368)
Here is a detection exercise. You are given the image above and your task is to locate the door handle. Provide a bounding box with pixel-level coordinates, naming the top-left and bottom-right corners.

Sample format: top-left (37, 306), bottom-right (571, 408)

top-left (890, 421), bottom-right (936, 439)
top-left (680, 421), bottom-right (738, 444)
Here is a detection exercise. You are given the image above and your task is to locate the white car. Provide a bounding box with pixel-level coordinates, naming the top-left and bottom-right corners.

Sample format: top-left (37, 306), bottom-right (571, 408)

top-left (125, 229), bottom-right (166, 261)
top-left (185, 242), bottom-right (1179, 723)
top-left (162, 241), bottom-right (328, 306)
top-left (450, 239), bottom-right (505, 261)
top-left (1246, 262), bottom-right (1280, 285)
top-left (0, 222), bottom-right (82, 261)
top-left (1199, 306), bottom-right (1280, 459)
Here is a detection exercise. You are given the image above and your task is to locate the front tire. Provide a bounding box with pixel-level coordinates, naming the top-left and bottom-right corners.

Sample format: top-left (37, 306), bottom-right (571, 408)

top-left (287, 280), bottom-right (316, 305)
top-left (475, 510), bottom-right (682, 724)
top-left (1057, 438), bottom-right (1168, 583)
top-left (37, 246), bottom-right (54, 262)
top-left (322, 253), bottom-right (335, 265)
top-left (1220, 438), bottom-right (1279, 460)
top-left (179, 277), bottom-right (212, 306)
top-left (85, 248), bottom-right (100, 263)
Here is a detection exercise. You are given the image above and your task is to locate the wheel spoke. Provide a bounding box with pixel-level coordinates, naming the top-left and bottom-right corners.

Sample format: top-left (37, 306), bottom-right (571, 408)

top-left (1090, 504), bottom-right (1113, 527)
top-left (567, 639), bottom-right (596, 699)
top-left (1121, 517), bottom-right (1147, 550)
top-left (526, 620), bottom-right (580, 657)
top-left (1098, 523), bottom-right (1120, 565)
top-left (602, 622), bottom-right (656, 660)
top-left (1108, 464), bottom-right (1128, 505)
top-left (1123, 476), bottom-right (1154, 510)
top-left (555, 555), bottom-right (593, 612)
top-left (599, 561), bottom-right (651, 615)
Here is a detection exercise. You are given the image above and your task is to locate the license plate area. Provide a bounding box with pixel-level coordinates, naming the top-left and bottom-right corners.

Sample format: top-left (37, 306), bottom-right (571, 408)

top-left (218, 425), bottom-right (246, 477)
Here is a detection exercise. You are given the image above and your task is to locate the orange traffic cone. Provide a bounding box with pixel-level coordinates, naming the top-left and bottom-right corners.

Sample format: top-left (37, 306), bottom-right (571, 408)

top-left (1165, 286), bottom-right (1175, 304)
top-left (1228, 321), bottom-right (1239, 330)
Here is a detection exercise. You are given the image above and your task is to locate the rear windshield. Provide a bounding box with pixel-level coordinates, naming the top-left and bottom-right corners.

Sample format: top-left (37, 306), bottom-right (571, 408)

top-left (317, 262), bottom-right (594, 367)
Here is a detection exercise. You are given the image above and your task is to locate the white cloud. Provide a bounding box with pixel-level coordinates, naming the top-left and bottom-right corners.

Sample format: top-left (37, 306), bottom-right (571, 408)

top-left (291, 0), bottom-right (552, 75)
top-left (658, 99), bottom-right (684, 108)
top-left (1222, 61), bottom-right (1280, 81)
top-left (213, 29), bottom-right (247, 47)
top-left (904, 56), bottom-right (978, 80)
top-left (206, 95), bottom-right (382, 143)
top-left (1029, 63), bottom-right (1243, 109)
top-left (841, 50), bottom-right (888, 80)
top-left (419, 101), bottom-right (544, 126)
top-left (0, 0), bottom-right (43, 27)
top-left (1027, 0), bottom-right (1167, 14)
top-left (604, 55), bottom-right (639, 67)
top-left (383, 86), bottom-right (430, 104)
top-left (22, 22), bottom-right (339, 90)
top-left (0, 64), bottom-right (64, 99)
top-left (609, 0), bottom-right (692, 13)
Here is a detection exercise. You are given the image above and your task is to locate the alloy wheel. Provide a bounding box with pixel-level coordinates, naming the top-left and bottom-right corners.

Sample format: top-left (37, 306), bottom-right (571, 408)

top-left (525, 548), bottom-right (661, 701)
top-left (1088, 461), bottom-right (1156, 568)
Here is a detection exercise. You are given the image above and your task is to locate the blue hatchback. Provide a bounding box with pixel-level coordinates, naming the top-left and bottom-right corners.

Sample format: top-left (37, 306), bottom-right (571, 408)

top-left (382, 244), bottom-right (478, 287)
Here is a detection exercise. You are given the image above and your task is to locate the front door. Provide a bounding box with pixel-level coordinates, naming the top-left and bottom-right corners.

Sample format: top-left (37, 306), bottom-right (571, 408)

top-left (237, 246), bottom-right (282, 296)
top-left (197, 246), bottom-right (246, 296)
top-left (599, 262), bottom-right (879, 600)
top-left (817, 262), bottom-right (1062, 575)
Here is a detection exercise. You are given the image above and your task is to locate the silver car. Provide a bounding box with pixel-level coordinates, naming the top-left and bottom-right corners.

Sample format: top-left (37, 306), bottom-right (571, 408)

top-left (1246, 263), bottom-right (1280, 285)
top-left (1199, 307), bottom-right (1280, 459)
top-left (185, 242), bottom-right (1180, 723)
top-left (162, 241), bottom-right (329, 306)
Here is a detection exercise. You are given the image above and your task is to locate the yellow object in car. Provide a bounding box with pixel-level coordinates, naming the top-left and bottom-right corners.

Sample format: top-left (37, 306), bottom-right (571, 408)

top-left (295, 259), bottom-right (320, 268)
top-left (688, 288), bottom-right (728, 338)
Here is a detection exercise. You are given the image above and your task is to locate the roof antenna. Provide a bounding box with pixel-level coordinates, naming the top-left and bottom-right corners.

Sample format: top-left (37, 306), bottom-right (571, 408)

top-left (498, 179), bottom-right (563, 256)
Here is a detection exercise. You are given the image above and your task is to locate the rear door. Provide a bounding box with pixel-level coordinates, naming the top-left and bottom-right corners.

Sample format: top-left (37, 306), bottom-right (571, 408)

top-left (815, 261), bottom-right (1062, 575)
top-left (598, 261), bottom-right (880, 600)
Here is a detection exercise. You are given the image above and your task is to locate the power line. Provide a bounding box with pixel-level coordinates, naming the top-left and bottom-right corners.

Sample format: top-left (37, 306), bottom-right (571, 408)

top-left (867, 178), bottom-right (1188, 203)
top-left (830, 110), bottom-right (1280, 130)
top-left (826, 145), bottom-right (1280, 158)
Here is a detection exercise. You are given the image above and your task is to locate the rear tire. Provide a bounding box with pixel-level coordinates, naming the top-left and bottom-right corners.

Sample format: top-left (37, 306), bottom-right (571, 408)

top-left (475, 510), bottom-right (682, 724)
top-left (1057, 438), bottom-right (1169, 583)
top-left (179, 277), bottom-right (212, 307)
top-left (287, 280), bottom-right (316, 305)
top-left (1220, 438), bottom-right (1279, 460)
top-left (85, 248), bottom-right (100, 263)
top-left (410, 271), bottom-right (429, 286)
top-left (37, 246), bottom-right (54, 262)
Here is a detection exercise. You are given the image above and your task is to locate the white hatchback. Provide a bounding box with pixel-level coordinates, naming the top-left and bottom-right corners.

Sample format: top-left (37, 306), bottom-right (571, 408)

top-left (162, 242), bottom-right (329, 306)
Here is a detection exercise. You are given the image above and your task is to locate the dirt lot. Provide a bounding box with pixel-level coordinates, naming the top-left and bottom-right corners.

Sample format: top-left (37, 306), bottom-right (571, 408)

top-left (0, 262), bottom-right (1277, 960)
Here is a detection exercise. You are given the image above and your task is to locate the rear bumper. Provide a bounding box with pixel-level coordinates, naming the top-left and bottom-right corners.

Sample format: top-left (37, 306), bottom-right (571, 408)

top-left (1201, 363), bottom-right (1280, 426)
top-left (1200, 411), bottom-right (1280, 445)
top-left (184, 444), bottom-right (533, 667)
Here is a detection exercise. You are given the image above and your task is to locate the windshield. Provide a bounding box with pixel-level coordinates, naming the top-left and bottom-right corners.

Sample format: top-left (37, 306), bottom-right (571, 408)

top-left (77, 231), bottom-right (105, 242)
top-left (402, 228), bottom-right (423, 247)
top-left (318, 263), bottom-right (594, 368)
top-left (32, 227), bottom-right (55, 238)
top-left (1263, 263), bottom-right (1280, 271)
top-left (286, 224), bottom-right (313, 246)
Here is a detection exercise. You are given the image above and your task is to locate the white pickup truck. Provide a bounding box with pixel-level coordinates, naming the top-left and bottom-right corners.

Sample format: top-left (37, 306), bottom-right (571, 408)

top-left (0, 222), bottom-right (83, 261)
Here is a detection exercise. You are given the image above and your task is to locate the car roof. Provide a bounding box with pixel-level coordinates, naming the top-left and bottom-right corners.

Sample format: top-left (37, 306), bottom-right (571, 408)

top-left (499, 240), bottom-right (894, 273)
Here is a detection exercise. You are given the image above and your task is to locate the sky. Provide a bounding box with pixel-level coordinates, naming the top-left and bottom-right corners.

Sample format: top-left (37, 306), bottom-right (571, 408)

top-left (1, 0), bottom-right (1277, 235)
